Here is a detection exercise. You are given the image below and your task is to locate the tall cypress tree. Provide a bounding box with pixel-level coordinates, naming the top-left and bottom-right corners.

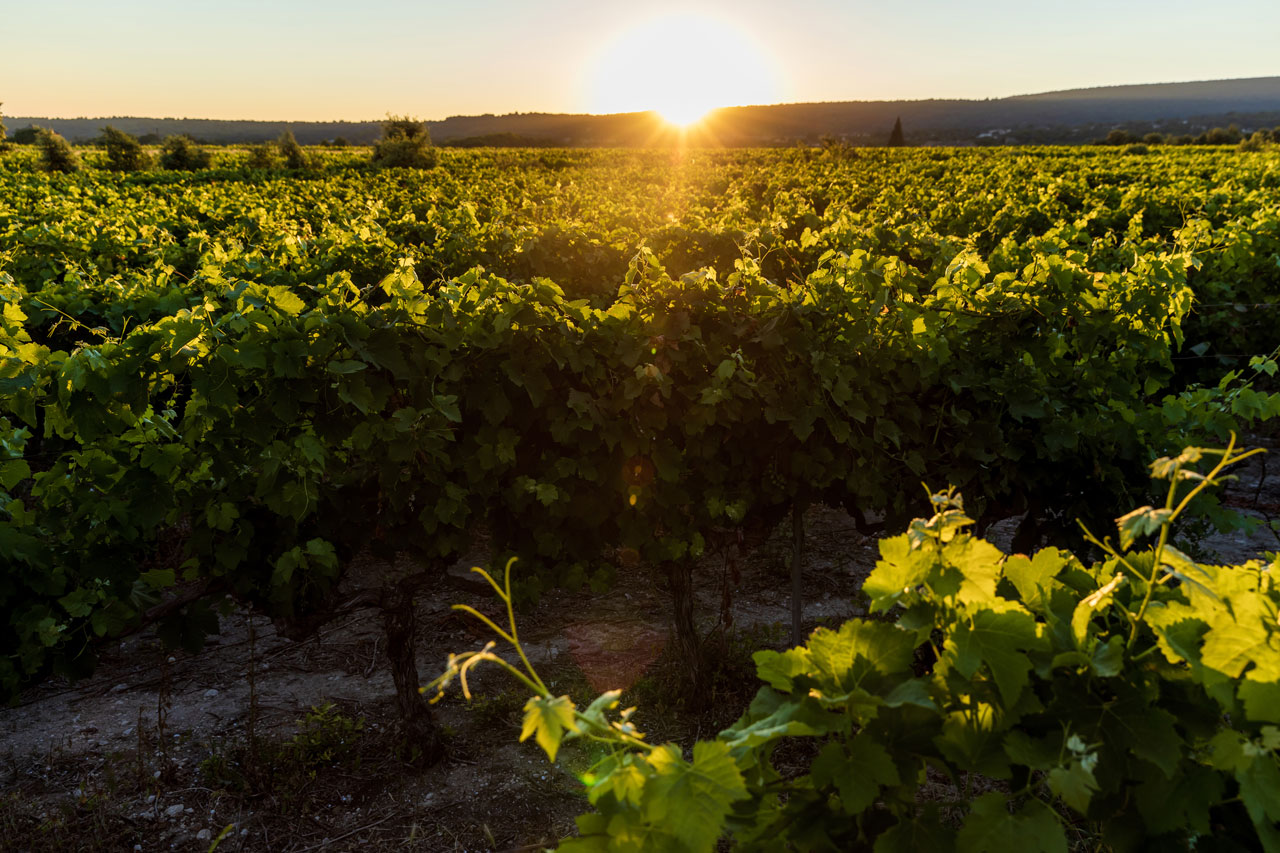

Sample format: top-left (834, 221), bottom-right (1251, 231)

top-left (888, 117), bottom-right (905, 147)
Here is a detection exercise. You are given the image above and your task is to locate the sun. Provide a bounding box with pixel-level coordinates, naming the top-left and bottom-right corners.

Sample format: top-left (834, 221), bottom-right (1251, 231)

top-left (585, 13), bottom-right (780, 128)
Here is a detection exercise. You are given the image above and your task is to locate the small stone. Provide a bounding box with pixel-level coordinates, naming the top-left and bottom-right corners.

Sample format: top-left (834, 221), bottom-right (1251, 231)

top-left (111, 683), bottom-right (128, 693)
top-left (203, 689), bottom-right (219, 698)
top-left (165, 803), bottom-right (185, 818)
top-left (196, 829), bottom-right (211, 842)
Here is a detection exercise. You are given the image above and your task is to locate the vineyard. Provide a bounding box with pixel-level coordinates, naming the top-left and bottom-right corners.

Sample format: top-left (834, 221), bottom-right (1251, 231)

top-left (2, 144), bottom-right (1280, 850)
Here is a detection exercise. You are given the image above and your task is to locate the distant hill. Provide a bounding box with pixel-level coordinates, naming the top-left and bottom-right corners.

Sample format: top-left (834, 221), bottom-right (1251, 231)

top-left (11, 76), bottom-right (1280, 147)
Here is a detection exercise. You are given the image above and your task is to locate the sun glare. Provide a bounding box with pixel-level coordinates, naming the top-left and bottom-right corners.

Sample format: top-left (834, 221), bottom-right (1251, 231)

top-left (585, 13), bottom-right (780, 128)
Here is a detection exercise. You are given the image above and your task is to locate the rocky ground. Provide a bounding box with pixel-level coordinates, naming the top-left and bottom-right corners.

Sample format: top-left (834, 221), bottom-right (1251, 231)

top-left (2, 449), bottom-right (1277, 852)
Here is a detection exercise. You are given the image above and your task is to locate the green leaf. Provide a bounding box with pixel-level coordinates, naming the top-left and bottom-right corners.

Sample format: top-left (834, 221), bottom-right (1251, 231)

top-left (1048, 760), bottom-right (1099, 813)
top-left (883, 677), bottom-right (939, 710)
top-left (139, 568), bottom-right (175, 590)
top-left (58, 587), bottom-right (98, 618)
top-left (864, 534), bottom-right (934, 610)
top-left (945, 608), bottom-right (1038, 705)
top-left (266, 286), bottom-right (306, 315)
top-left (806, 619), bottom-right (918, 696)
top-left (535, 482), bottom-right (559, 506)
top-left (720, 688), bottom-right (846, 750)
top-left (206, 501), bottom-right (238, 532)
top-left (1237, 748), bottom-right (1280, 826)
top-left (326, 359), bottom-right (367, 374)
top-left (956, 793), bottom-right (1067, 853)
top-left (642, 741), bottom-right (747, 852)
top-left (520, 694), bottom-right (577, 762)
top-left (1115, 505), bottom-right (1172, 550)
top-left (557, 814), bottom-right (610, 852)
top-left (1071, 572), bottom-right (1125, 648)
top-left (1090, 635), bottom-right (1124, 677)
top-left (0, 458), bottom-right (30, 490)
top-left (753, 648), bottom-right (811, 692)
top-left (875, 806), bottom-right (955, 853)
top-left (578, 689), bottom-right (622, 731)
top-left (1107, 699), bottom-right (1182, 779)
top-left (1003, 548), bottom-right (1070, 612)
top-left (811, 732), bottom-right (900, 814)
top-left (945, 535), bottom-right (1006, 606)
top-left (1240, 680), bottom-right (1280, 723)
top-left (1134, 762), bottom-right (1222, 836)
top-left (588, 753), bottom-right (649, 807)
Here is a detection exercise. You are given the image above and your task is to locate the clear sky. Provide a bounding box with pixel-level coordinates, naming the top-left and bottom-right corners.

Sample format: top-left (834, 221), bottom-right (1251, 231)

top-left (4, 0), bottom-right (1279, 120)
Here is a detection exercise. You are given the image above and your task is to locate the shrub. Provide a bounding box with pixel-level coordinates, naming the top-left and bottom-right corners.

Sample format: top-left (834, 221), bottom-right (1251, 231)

top-left (277, 129), bottom-right (309, 169)
top-left (245, 144), bottom-right (278, 169)
top-left (1122, 142), bottom-right (1149, 155)
top-left (1202, 125), bottom-right (1243, 145)
top-left (101, 125), bottom-right (151, 172)
top-left (35, 128), bottom-right (80, 173)
top-left (159, 135), bottom-right (212, 170)
top-left (1238, 131), bottom-right (1269, 152)
top-left (371, 115), bottom-right (437, 169)
top-left (11, 125), bottom-right (39, 145)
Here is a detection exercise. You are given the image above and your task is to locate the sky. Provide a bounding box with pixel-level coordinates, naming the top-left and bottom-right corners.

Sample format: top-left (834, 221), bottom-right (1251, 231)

top-left (4, 0), bottom-right (1280, 121)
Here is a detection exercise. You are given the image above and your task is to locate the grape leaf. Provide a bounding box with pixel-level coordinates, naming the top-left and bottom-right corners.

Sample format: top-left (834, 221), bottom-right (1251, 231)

top-left (956, 793), bottom-right (1066, 853)
top-left (642, 741), bottom-right (747, 852)
top-left (520, 695), bottom-right (577, 762)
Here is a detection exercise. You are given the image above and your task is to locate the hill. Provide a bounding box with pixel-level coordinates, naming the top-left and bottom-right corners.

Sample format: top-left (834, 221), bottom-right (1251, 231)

top-left (9, 76), bottom-right (1280, 146)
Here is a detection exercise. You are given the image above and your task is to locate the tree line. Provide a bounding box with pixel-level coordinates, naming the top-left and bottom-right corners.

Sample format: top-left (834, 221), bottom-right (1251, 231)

top-left (0, 115), bottom-right (439, 173)
top-left (1099, 122), bottom-right (1280, 150)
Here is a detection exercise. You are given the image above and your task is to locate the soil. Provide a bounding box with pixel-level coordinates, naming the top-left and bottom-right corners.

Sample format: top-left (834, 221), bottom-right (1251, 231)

top-left (2, 449), bottom-right (1277, 853)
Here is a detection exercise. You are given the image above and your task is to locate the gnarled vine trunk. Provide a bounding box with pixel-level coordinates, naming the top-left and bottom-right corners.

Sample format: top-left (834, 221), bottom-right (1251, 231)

top-left (666, 559), bottom-right (709, 709)
top-left (381, 581), bottom-right (444, 765)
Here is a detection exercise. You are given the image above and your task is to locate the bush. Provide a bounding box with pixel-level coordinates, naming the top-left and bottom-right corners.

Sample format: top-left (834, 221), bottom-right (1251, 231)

top-left (11, 125), bottom-right (39, 145)
top-left (101, 125), bottom-right (151, 172)
top-left (35, 129), bottom-right (80, 173)
top-left (277, 129), bottom-right (309, 169)
top-left (371, 115), bottom-right (437, 169)
top-left (1122, 142), bottom-right (1149, 155)
top-left (1202, 125), bottom-right (1243, 145)
top-left (245, 144), bottom-right (278, 169)
top-left (1239, 131), bottom-right (1269, 152)
top-left (159, 135), bottom-right (211, 170)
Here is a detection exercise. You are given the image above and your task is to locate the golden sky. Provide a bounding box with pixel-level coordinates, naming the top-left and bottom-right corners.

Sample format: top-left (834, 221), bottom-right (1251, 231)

top-left (4, 0), bottom-right (1279, 120)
